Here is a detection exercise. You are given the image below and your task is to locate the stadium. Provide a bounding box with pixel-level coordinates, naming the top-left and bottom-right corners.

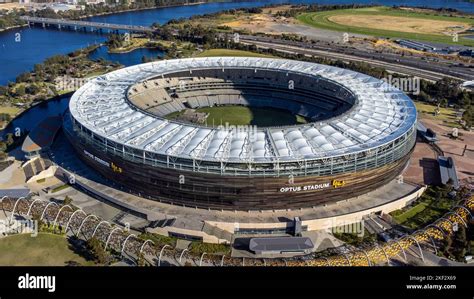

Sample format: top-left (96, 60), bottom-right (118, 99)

top-left (65, 57), bottom-right (417, 211)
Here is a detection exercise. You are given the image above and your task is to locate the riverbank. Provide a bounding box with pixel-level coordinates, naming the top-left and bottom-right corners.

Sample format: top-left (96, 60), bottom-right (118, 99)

top-left (0, 24), bottom-right (27, 33)
top-left (107, 38), bottom-right (151, 54)
top-left (0, 43), bottom-right (121, 131)
top-left (0, 1), bottom-right (210, 34)
top-left (77, 1), bottom-right (208, 21)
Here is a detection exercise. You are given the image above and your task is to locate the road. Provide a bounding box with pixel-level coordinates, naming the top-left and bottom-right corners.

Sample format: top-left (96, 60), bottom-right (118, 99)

top-left (20, 16), bottom-right (154, 33)
top-left (240, 35), bottom-right (474, 82)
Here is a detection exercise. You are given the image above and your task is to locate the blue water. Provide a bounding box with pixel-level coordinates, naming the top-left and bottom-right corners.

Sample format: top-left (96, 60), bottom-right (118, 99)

top-left (0, 0), bottom-right (473, 85)
top-left (2, 95), bottom-right (70, 137)
top-left (87, 0), bottom-right (474, 27)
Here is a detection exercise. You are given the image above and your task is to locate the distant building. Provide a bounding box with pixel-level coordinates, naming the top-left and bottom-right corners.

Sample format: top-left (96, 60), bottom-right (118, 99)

top-left (459, 49), bottom-right (474, 58)
top-left (396, 39), bottom-right (437, 52)
top-left (86, 0), bottom-right (106, 4)
top-left (462, 81), bottom-right (474, 88)
top-left (48, 3), bottom-right (77, 12)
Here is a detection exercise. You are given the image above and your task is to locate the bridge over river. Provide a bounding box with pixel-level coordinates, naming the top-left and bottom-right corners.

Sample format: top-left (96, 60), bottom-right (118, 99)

top-left (20, 16), bottom-right (155, 33)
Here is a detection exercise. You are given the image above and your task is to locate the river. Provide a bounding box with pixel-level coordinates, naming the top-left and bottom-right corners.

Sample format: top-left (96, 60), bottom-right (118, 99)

top-left (0, 0), bottom-right (473, 85)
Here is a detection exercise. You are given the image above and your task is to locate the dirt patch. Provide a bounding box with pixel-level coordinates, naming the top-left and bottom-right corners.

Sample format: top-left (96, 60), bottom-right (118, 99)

top-left (261, 5), bottom-right (293, 14)
top-left (0, 2), bottom-right (26, 11)
top-left (222, 11), bottom-right (296, 34)
top-left (328, 14), bottom-right (470, 35)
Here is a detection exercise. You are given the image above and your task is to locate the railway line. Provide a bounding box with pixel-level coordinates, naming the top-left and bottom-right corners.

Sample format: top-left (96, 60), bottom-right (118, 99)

top-left (240, 36), bottom-right (474, 82)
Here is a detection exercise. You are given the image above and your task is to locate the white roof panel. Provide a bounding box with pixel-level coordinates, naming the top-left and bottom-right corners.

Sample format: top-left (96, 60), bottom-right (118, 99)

top-left (69, 57), bottom-right (417, 163)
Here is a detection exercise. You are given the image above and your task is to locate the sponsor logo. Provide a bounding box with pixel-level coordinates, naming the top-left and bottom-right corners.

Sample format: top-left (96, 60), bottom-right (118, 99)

top-left (111, 162), bottom-right (123, 173)
top-left (84, 150), bottom-right (123, 174)
top-left (332, 180), bottom-right (345, 188)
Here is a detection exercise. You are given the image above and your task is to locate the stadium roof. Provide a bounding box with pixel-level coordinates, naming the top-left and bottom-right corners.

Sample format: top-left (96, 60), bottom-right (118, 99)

top-left (249, 237), bottom-right (314, 253)
top-left (69, 57), bottom-right (417, 163)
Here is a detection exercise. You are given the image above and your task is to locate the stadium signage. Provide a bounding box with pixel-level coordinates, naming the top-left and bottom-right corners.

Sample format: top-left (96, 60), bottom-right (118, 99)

top-left (279, 182), bottom-right (330, 193)
top-left (84, 150), bottom-right (110, 168)
top-left (84, 150), bottom-right (123, 173)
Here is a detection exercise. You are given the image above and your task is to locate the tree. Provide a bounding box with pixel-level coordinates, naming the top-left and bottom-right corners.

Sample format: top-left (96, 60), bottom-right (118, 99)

top-left (0, 86), bottom-right (8, 96)
top-left (15, 85), bottom-right (26, 97)
top-left (439, 98), bottom-right (448, 108)
top-left (25, 84), bottom-right (40, 95)
top-left (16, 72), bottom-right (32, 83)
top-left (86, 237), bottom-right (109, 265)
top-left (63, 196), bottom-right (73, 206)
top-left (0, 113), bottom-right (11, 122)
top-left (5, 133), bottom-right (14, 146)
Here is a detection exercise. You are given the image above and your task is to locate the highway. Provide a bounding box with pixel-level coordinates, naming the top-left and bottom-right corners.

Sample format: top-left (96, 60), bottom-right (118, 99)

top-left (240, 36), bottom-right (474, 82)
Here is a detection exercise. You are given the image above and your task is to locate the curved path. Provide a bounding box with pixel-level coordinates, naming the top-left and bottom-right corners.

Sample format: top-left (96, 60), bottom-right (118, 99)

top-left (1, 195), bottom-right (472, 266)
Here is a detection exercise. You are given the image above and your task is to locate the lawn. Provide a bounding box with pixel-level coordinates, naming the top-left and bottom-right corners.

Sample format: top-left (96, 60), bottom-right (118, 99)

top-left (391, 200), bottom-right (431, 223)
top-left (298, 7), bottom-right (474, 46)
top-left (169, 106), bottom-right (308, 127)
top-left (414, 101), bottom-right (460, 127)
top-left (0, 106), bottom-right (21, 117)
top-left (0, 233), bottom-right (94, 266)
top-left (196, 48), bottom-right (275, 58)
top-left (51, 184), bottom-right (70, 193)
top-left (390, 186), bottom-right (455, 229)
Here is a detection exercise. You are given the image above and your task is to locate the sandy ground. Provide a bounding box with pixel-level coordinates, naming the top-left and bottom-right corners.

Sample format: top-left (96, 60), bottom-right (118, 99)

top-left (328, 15), bottom-right (470, 36)
top-left (0, 3), bottom-right (26, 11)
top-left (224, 14), bottom-right (367, 42)
top-left (220, 4), bottom-right (368, 42)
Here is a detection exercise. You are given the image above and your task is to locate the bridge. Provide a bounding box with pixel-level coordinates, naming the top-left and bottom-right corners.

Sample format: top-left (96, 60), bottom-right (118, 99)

top-left (20, 16), bottom-right (155, 33)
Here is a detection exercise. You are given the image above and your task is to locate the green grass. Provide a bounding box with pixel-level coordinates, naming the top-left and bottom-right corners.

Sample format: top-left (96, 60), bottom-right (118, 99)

top-left (0, 233), bottom-right (94, 266)
top-left (333, 229), bottom-right (376, 246)
top-left (392, 200), bottom-right (432, 223)
top-left (0, 106), bottom-right (21, 116)
top-left (51, 184), bottom-right (70, 193)
top-left (189, 242), bottom-right (231, 255)
top-left (169, 106), bottom-right (308, 127)
top-left (390, 186), bottom-right (455, 229)
top-left (298, 7), bottom-right (474, 46)
top-left (414, 101), bottom-right (460, 128)
top-left (196, 48), bottom-right (276, 58)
